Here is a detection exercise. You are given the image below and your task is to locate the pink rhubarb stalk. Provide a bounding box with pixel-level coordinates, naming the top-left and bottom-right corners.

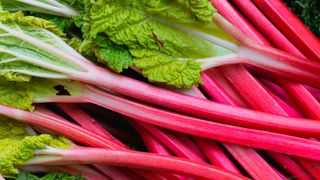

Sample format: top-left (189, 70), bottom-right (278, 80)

top-left (34, 106), bottom-right (126, 150)
top-left (55, 103), bottom-right (126, 147)
top-left (211, 1), bottom-right (314, 179)
top-left (201, 69), bottom-right (284, 179)
top-left (34, 86), bottom-right (320, 160)
top-left (29, 147), bottom-right (248, 180)
top-left (137, 122), bottom-right (206, 163)
top-left (259, 78), bottom-right (302, 112)
top-left (228, 0), bottom-right (320, 178)
top-left (210, 13), bottom-right (320, 88)
top-left (177, 85), bottom-right (240, 174)
top-left (36, 85), bottom-right (320, 137)
top-left (175, 133), bottom-right (208, 162)
top-left (6, 89), bottom-right (320, 160)
top-left (187, 79), bottom-right (279, 178)
top-left (305, 86), bottom-right (320, 101)
top-left (132, 123), bottom-right (172, 156)
top-left (252, 0), bottom-right (320, 60)
top-left (231, 0), bottom-right (320, 120)
top-left (194, 137), bottom-right (240, 174)
top-left (4, 19), bottom-right (320, 137)
top-left (129, 124), bottom-right (189, 180)
top-left (35, 106), bottom-right (174, 180)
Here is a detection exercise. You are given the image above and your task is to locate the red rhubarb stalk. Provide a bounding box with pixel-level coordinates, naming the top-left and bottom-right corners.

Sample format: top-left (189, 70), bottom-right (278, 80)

top-left (228, 0), bottom-right (320, 178)
top-left (4, 18), bottom-right (320, 138)
top-left (171, 87), bottom-right (241, 174)
top-left (194, 137), bottom-right (240, 174)
top-left (127, 124), bottom-right (189, 180)
top-left (34, 106), bottom-right (126, 150)
top-left (210, 13), bottom-right (320, 88)
top-left (201, 70), bottom-right (290, 179)
top-left (201, 69), bottom-right (311, 179)
top-left (6, 91), bottom-right (320, 160)
top-left (252, 0), bottom-right (320, 60)
top-left (132, 123), bottom-right (172, 156)
top-left (175, 133), bottom-right (208, 162)
top-left (77, 88), bottom-right (320, 160)
top-left (138, 122), bottom-right (206, 163)
top-left (29, 148), bottom-right (248, 180)
top-left (201, 69), bottom-right (248, 107)
top-left (259, 78), bottom-right (302, 112)
top-left (305, 86), bottom-right (320, 101)
top-left (55, 103), bottom-right (126, 148)
top-left (36, 85), bottom-right (320, 137)
top-left (211, 1), bottom-right (314, 179)
top-left (200, 70), bottom-right (283, 179)
top-left (93, 165), bottom-right (133, 180)
top-left (259, 82), bottom-right (302, 118)
top-left (176, 86), bottom-right (241, 174)
top-left (35, 106), bottom-right (174, 180)
top-left (232, 0), bottom-right (320, 120)
top-left (294, 159), bottom-right (320, 179)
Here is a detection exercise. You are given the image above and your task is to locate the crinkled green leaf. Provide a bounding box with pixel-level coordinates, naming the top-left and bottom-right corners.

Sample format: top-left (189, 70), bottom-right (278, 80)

top-left (68, 37), bottom-right (82, 51)
top-left (0, 71), bottom-right (30, 82)
top-left (74, 0), bottom-right (232, 88)
top-left (0, 11), bottom-right (82, 81)
top-left (84, 0), bottom-right (219, 58)
top-left (0, 77), bottom-right (83, 111)
top-left (0, 117), bottom-right (29, 178)
top-left (0, 118), bottom-right (71, 178)
top-left (93, 35), bottom-right (133, 72)
top-left (0, 79), bottom-right (35, 111)
top-left (0, 134), bottom-right (70, 178)
top-left (132, 49), bottom-right (201, 88)
top-left (0, 117), bottom-right (27, 140)
top-left (188, 0), bottom-right (217, 23)
top-left (0, 11), bottom-right (66, 37)
top-left (31, 13), bottom-right (75, 32)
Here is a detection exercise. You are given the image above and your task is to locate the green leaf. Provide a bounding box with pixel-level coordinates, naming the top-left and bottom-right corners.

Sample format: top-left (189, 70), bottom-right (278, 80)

top-left (188, 0), bottom-right (218, 23)
top-left (0, 118), bottom-right (71, 178)
top-left (0, 77), bottom-right (83, 111)
top-left (84, 0), bottom-right (220, 58)
top-left (93, 35), bottom-right (133, 72)
top-left (0, 134), bottom-right (70, 178)
top-left (0, 79), bottom-right (35, 111)
top-left (0, 11), bottom-right (82, 81)
top-left (0, 117), bottom-right (27, 140)
top-left (30, 13), bottom-right (75, 32)
top-left (75, 0), bottom-right (232, 88)
top-left (0, 11), bottom-right (66, 37)
top-left (132, 49), bottom-right (202, 88)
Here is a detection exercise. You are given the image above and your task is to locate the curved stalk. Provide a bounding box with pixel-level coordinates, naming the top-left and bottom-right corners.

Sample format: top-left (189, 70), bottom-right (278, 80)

top-left (29, 147), bottom-right (248, 180)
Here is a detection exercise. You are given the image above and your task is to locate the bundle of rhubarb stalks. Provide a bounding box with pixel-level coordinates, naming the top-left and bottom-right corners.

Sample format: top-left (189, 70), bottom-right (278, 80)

top-left (0, 0), bottom-right (320, 179)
